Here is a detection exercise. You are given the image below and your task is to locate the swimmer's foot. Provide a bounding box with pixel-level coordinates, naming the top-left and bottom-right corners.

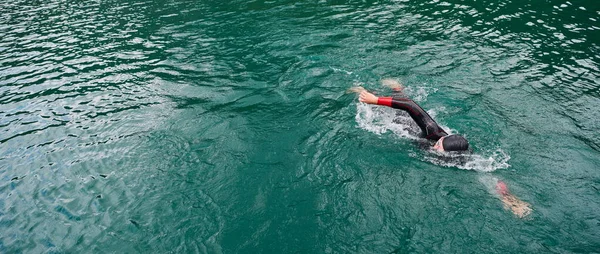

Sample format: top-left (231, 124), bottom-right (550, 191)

top-left (512, 202), bottom-right (533, 218)
top-left (381, 79), bottom-right (404, 91)
top-left (496, 180), bottom-right (533, 219)
top-left (503, 197), bottom-right (533, 219)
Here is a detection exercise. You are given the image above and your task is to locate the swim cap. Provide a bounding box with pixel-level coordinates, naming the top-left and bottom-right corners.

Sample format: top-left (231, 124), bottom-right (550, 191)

top-left (442, 135), bottom-right (469, 151)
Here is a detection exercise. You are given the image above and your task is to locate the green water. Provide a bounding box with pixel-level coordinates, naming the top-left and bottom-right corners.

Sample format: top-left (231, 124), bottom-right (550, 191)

top-left (1, 0), bottom-right (599, 252)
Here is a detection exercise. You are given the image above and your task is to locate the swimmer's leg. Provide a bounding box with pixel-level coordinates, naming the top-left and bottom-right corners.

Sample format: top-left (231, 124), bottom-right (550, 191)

top-left (496, 180), bottom-right (533, 218)
top-left (478, 175), bottom-right (533, 219)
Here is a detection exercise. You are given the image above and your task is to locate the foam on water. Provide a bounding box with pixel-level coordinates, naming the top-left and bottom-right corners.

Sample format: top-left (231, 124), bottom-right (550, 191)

top-left (422, 149), bottom-right (510, 173)
top-left (354, 89), bottom-right (510, 172)
top-left (356, 102), bottom-right (418, 138)
top-left (403, 86), bottom-right (438, 103)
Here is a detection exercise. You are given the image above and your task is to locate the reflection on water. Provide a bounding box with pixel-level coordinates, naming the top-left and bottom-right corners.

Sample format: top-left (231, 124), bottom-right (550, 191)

top-left (1, 0), bottom-right (599, 252)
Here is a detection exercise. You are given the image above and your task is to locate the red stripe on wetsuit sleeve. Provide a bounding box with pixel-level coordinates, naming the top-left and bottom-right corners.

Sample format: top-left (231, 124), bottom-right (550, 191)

top-left (377, 97), bottom-right (393, 107)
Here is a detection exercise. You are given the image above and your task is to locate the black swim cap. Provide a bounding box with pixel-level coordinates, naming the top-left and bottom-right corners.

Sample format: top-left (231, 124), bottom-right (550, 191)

top-left (442, 135), bottom-right (469, 151)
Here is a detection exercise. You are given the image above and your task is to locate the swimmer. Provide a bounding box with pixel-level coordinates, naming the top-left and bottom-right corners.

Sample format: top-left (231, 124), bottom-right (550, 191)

top-left (349, 79), bottom-right (469, 152)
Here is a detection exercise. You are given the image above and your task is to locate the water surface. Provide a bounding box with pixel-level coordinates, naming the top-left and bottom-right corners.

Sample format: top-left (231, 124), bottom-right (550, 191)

top-left (1, 0), bottom-right (599, 252)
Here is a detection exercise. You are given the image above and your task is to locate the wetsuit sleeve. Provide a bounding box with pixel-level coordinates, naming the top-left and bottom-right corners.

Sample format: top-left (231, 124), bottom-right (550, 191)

top-left (376, 96), bottom-right (448, 140)
top-left (376, 97), bottom-right (416, 112)
top-left (377, 97), bottom-right (393, 107)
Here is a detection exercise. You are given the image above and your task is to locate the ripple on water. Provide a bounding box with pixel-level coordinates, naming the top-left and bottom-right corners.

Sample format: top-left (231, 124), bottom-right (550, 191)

top-left (1, 0), bottom-right (600, 252)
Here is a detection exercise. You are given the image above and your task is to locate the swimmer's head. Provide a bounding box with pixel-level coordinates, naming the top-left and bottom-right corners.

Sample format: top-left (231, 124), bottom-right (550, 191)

top-left (433, 135), bottom-right (469, 152)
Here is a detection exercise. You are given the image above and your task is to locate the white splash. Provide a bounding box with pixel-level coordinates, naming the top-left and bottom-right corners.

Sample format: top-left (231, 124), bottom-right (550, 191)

top-left (355, 102), bottom-right (421, 139)
top-left (423, 149), bottom-right (511, 172)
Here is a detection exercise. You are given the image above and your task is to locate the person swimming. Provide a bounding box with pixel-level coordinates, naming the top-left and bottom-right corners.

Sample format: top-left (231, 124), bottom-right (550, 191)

top-left (353, 82), bottom-right (532, 218)
top-left (351, 80), bottom-right (469, 152)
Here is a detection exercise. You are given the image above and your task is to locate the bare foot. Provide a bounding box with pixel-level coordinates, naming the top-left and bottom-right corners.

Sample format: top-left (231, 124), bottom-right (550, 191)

top-left (502, 195), bottom-right (533, 218)
top-left (497, 181), bottom-right (533, 218)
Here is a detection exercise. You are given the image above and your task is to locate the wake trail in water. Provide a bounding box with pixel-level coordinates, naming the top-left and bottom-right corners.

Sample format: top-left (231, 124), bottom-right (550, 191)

top-left (354, 89), bottom-right (510, 173)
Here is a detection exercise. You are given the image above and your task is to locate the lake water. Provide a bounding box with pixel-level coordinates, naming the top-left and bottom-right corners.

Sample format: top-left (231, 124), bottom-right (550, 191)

top-left (1, 0), bottom-right (599, 252)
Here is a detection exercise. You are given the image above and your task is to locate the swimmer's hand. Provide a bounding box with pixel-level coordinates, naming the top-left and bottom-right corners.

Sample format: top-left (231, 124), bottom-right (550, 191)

top-left (381, 79), bottom-right (404, 91)
top-left (346, 86), bottom-right (367, 94)
top-left (347, 86), bottom-right (379, 104)
top-left (359, 90), bottom-right (378, 104)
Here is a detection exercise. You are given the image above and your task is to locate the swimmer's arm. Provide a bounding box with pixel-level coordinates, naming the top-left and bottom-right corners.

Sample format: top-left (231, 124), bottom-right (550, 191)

top-left (359, 91), bottom-right (412, 110)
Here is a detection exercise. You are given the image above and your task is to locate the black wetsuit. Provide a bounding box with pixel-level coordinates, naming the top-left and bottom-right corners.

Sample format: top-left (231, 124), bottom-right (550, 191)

top-left (377, 96), bottom-right (448, 141)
